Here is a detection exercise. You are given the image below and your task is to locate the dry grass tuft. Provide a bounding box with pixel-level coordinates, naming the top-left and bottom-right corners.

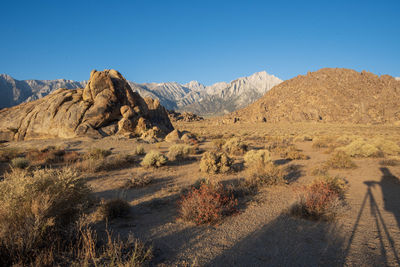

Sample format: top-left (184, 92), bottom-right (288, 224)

top-left (141, 150), bottom-right (168, 168)
top-left (179, 183), bottom-right (238, 225)
top-left (200, 151), bottom-right (232, 174)
top-left (123, 174), bottom-right (152, 188)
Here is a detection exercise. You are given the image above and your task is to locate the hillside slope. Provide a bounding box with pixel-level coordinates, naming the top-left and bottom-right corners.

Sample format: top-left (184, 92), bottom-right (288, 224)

top-left (232, 68), bottom-right (400, 124)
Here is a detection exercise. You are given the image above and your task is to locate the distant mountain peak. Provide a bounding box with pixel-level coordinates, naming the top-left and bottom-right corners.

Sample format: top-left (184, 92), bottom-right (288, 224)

top-left (0, 70), bottom-right (283, 116)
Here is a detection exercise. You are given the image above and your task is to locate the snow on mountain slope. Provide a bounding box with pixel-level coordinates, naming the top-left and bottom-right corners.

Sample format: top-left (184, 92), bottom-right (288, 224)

top-left (0, 71), bottom-right (283, 115)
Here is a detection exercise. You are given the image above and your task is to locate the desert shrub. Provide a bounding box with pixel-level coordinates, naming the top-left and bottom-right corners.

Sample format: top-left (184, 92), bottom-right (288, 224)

top-left (98, 199), bottom-right (130, 221)
top-left (10, 157), bottom-right (30, 169)
top-left (379, 158), bottom-right (400, 166)
top-left (26, 146), bottom-right (66, 166)
top-left (312, 136), bottom-right (336, 149)
top-left (141, 150), bottom-right (168, 168)
top-left (372, 137), bottom-right (400, 156)
top-left (167, 144), bottom-right (193, 161)
top-left (223, 137), bottom-right (248, 155)
top-left (212, 139), bottom-right (226, 151)
top-left (199, 151), bottom-right (232, 174)
top-left (75, 227), bottom-right (152, 267)
top-left (63, 151), bottom-right (81, 163)
top-left (123, 174), bottom-right (152, 188)
top-left (0, 147), bottom-right (22, 162)
top-left (246, 161), bottom-right (285, 186)
top-left (134, 144), bottom-right (145, 155)
top-left (310, 165), bottom-right (329, 176)
top-left (338, 138), bottom-right (381, 157)
top-left (265, 136), bottom-right (293, 154)
top-left (294, 134), bottom-right (313, 142)
top-left (244, 149), bottom-right (271, 167)
top-left (280, 146), bottom-right (309, 160)
top-left (77, 154), bottom-right (135, 173)
top-left (291, 176), bottom-right (348, 221)
top-left (178, 183), bottom-right (238, 224)
top-left (0, 167), bottom-right (91, 265)
top-left (192, 177), bottom-right (211, 189)
top-left (86, 147), bottom-right (112, 160)
top-left (324, 151), bottom-right (357, 169)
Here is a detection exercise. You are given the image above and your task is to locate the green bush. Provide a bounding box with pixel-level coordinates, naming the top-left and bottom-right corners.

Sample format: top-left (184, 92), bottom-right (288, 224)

top-left (141, 150), bottom-right (168, 168)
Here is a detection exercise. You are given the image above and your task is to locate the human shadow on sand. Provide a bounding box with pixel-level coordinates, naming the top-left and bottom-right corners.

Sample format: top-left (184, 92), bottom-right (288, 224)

top-left (207, 213), bottom-right (346, 266)
top-left (344, 168), bottom-right (400, 266)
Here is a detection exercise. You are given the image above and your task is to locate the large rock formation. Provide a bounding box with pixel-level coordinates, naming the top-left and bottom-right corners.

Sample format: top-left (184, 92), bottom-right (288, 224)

top-left (231, 68), bottom-right (400, 124)
top-left (0, 70), bottom-right (173, 141)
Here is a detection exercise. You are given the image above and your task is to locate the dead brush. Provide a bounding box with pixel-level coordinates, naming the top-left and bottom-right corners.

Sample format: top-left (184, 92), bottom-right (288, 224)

top-left (290, 176), bottom-right (348, 221)
top-left (178, 183), bottom-right (238, 225)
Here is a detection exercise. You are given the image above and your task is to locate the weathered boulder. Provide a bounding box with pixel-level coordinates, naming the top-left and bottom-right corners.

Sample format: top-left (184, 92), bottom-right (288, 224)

top-left (165, 129), bottom-right (181, 143)
top-left (0, 69), bottom-right (174, 141)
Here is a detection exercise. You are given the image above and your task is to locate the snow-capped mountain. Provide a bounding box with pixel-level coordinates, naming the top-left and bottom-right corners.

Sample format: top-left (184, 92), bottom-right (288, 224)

top-left (0, 71), bottom-right (282, 115)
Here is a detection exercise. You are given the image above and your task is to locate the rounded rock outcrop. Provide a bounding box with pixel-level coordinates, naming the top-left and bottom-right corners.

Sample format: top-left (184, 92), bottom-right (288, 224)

top-left (0, 69), bottom-right (174, 141)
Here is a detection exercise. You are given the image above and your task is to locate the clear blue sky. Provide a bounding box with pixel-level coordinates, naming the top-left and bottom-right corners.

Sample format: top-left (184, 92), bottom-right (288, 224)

top-left (0, 0), bottom-right (399, 85)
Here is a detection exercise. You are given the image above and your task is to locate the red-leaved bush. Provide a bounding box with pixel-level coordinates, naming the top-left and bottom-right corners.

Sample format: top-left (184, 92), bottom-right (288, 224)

top-left (291, 176), bottom-right (347, 221)
top-left (179, 183), bottom-right (238, 224)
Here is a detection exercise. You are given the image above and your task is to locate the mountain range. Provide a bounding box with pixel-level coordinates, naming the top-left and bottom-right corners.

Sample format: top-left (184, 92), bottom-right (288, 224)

top-left (0, 71), bottom-right (282, 116)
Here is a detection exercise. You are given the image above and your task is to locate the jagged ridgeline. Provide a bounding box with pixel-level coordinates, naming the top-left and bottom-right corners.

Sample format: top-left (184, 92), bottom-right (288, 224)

top-left (232, 68), bottom-right (400, 124)
top-left (0, 70), bottom-right (174, 141)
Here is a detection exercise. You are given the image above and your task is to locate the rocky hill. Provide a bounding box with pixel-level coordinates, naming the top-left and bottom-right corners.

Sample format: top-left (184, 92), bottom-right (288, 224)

top-left (0, 70), bottom-right (173, 141)
top-left (0, 71), bottom-right (282, 116)
top-left (231, 68), bottom-right (400, 124)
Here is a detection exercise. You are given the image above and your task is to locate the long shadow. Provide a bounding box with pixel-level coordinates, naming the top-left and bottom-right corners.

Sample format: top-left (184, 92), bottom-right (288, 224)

top-left (380, 167), bottom-right (400, 229)
top-left (344, 168), bottom-right (400, 266)
top-left (207, 213), bottom-right (346, 266)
